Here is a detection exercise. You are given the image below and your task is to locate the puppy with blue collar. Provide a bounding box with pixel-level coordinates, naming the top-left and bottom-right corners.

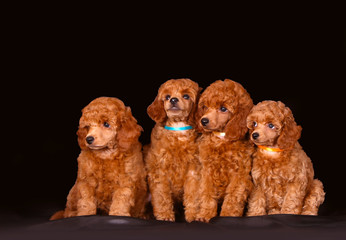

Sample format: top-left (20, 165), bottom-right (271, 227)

top-left (145, 78), bottom-right (201, 222)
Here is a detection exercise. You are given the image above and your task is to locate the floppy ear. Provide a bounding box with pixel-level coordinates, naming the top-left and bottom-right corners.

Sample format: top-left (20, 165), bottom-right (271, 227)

top-left (224, 93), bottom-right (253, 141)
top-left (194, 100), bottom-right (206, 132)
top-left (117, 107), bottom-right (143, 151)
top-left (147, 95), bottom-right (166, 123)
top-left (277, 108), bottom-right (302, 150)
top-left (77, 125), bottom-right (88, 150)
top-left (187, 87), bottom-right (203, 127)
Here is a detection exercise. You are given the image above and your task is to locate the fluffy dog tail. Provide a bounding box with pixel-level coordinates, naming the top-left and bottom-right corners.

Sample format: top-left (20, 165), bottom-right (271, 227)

top-left (49, 210), bottom-right (65, 220)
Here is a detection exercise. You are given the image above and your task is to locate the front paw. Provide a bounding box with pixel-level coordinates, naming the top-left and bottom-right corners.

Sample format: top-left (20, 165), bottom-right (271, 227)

top-left (280, 208), bottom-right (300, 215)
top-left (301, 209), bottom-right (317, 216)
top-left (156, 216), bottom-right (175, 222)
top-left (185, 209), bottom-right (198, 223)
top-left (185, 215), bottom-right (196, 223)
top-left (268, 208), bottom-right (281, 215)
top-left (76, 208), bottom-right (97, 217)
top-left (246, 210), bottom-right (266, 216)
top-left (195, 216), bottom-right (211, 223)
top-left (195, 211), bottom-right (215, 223)
top-left (220, 207), bottom-right (243, 217)
top-left (155, 212), bottom-right (175, 222)
top-left (109, 210), bottom-right (131, 217)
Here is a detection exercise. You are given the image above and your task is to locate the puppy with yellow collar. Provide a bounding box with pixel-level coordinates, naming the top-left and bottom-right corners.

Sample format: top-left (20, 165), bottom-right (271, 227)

top-left (246, 100), bottom-right (325, 216)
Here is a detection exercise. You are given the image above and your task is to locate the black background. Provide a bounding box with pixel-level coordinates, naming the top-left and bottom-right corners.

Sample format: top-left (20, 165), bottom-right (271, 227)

top-left (2, 6), bottom-right (345, 226)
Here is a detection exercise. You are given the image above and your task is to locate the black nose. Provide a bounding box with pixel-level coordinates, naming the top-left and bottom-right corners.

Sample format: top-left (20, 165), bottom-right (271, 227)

top-left (170, 97), bottom-right (179, 104)
top-left (86, 136), bottom-right (94, 144)
top-left (201, 118), bottom-right (209, 126)
top-left (252, 132), bottom-right (259, 140)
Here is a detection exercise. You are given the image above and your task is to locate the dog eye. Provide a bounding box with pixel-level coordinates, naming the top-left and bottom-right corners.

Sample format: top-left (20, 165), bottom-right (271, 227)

top-left (253, 121), bottom-right (257, 127)
top-left (103, 122), bottom-right (110, 128)
top-left (165, 95), bottom-right (171, 100)
top-left (183, 94), bottom-right (190, 100)
top-left (220, 106), bottom-right (228, 112)
top-left (268, 123), bottom-right (275, 129)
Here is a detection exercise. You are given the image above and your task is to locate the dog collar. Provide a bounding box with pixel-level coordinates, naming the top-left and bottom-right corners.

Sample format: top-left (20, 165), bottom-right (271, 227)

top-left (257, 145), bottom-right (284, 152)
top-left (213, 131), bottom-right (226, 137)
top-left (164, 125), bottom-right (193, 131)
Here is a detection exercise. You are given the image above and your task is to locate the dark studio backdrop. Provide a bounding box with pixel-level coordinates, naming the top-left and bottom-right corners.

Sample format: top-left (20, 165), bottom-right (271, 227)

top-left (2, 8), bottom-right (345, 228)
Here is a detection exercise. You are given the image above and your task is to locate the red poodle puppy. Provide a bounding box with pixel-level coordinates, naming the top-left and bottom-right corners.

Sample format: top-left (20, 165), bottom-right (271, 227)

top-left (195, 79), bottom-right (254, 222)
top-left (246, 101), bottom-right (325, 216)
top-left (50, 97), bottom-right (148, 220)
top-left (145, 79), bottom-right (201, 222)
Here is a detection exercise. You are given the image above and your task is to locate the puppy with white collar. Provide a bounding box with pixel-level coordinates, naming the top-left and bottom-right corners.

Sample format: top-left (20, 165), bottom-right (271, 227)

top-left (195, 79), bottom-right (254, 222)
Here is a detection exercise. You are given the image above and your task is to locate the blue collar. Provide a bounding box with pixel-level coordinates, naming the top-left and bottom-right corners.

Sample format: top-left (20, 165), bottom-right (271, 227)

top-left (164, 125), bottom-right (193, 131)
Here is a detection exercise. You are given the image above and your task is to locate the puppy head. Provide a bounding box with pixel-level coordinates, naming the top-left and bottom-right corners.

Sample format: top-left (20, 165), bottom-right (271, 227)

top-left (77, 97), bottom-right (142, 152)
top-left (196, 79), bottom-right (253, 140)
top-left (246, 101), bottom-right (302, 149)
top-left (147, 79), bottom-right (201, 125)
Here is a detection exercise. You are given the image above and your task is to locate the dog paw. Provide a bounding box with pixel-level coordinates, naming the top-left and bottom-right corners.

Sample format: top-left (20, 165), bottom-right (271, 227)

top-left (195, 217), bottom-right (211, 223)
top-left (157, 216), bottom-right (175, 222)
top-left (268, 208), bottom-right (281, 215)
top-left (154, 208), bottom-right (175, 221)
top-left (185, 210), bottom-right (198, 223)
top-left (246, 211), bottom-right (265, 217)
top-left (109, 211), bottom-right (131, 217)
top-left (301, 209), bottom-right (317, 216)
top-left (185, 216), bottom-right (196, 223)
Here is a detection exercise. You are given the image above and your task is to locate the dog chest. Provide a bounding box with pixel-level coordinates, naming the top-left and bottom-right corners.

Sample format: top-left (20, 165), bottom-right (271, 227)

top-left (165, 150), bottom-right (190, 183)
top-left (252, 156), bottom-right (293, 199)
top-left (92, 157), bottom-right (125, 204)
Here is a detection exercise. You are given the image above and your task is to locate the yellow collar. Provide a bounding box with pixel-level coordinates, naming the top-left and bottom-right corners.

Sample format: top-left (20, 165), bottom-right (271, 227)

top-left (213, 131), bottom-right (226, 137)
top-left (257, 145), bottom-right (284, 152)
